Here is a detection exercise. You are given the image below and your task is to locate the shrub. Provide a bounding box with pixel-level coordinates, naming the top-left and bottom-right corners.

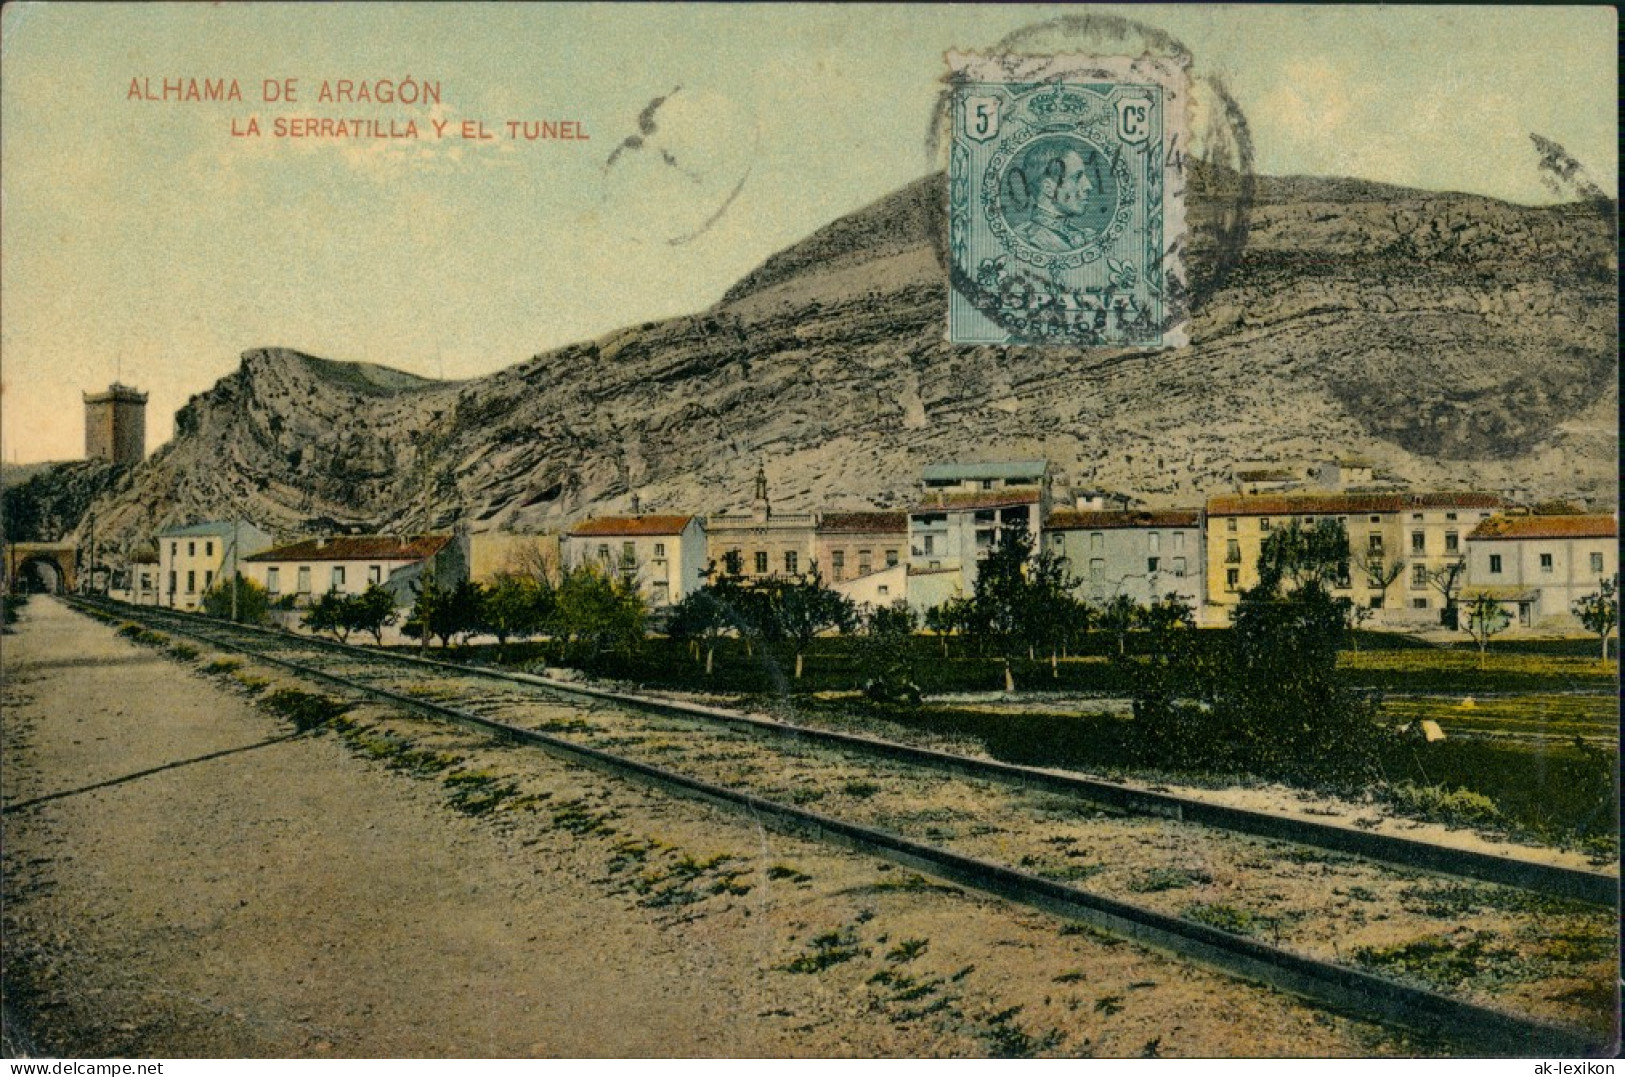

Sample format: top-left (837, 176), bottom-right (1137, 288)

top-left (1384, 782), bottom-right (1501, 827)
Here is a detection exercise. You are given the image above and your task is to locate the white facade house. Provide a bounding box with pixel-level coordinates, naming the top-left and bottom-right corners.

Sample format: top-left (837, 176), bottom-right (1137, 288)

top-left (907, 462), bottom-right (1050, 596)
top-left (1046, 509), bottom-right (1204, 609)
top-left (242, 535), bottom-right (454, 608)
top-left (1464, 514), bottom-right (1618, 629)
top-left (157, 520), bottom-right (273, 610)
top-left (561, 515), bottom-right (706, 607)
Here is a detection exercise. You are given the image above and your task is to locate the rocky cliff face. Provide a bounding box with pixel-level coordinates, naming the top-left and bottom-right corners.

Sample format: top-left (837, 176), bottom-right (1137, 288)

top-left (68, 169), bottom-right (1617, 554)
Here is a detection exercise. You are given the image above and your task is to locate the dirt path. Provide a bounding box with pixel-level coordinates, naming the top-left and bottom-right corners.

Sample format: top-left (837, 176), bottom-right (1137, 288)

top-left (2, 599), bottom-right (1421, 1058)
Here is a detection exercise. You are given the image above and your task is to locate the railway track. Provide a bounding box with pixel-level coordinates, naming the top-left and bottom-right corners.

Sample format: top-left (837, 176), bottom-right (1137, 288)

top-left (66, 598), bottom-right (1620, 1055)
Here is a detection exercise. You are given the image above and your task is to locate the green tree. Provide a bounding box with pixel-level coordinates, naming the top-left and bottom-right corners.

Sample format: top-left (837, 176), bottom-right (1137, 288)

top-left (1424, 558), bottom-right (1468, 629)
top-left (201, 573), bottom-right (270, 626)
top-left (667, 587), bottom-right (732, 674)
top-left (402, 578), bottom-right (484, 649)
top-left (1020, 545), bottom-right (1082, 675)
top-left (301, 588), bottom-right (354, 642)
top-left (348, 583), bottom-right (400, 645)
top-left (1460, 591), bottom-right (1512, 669)
top-left (859, 600), bottom-right (920, 705)
top-left (552, 564), bottom-right (645, 658)
top-left (1097, 594), bottom-right (1139, 657)
top-left (762, 565), bottom-right (856, 679)
top-left (1256, 518), bottom-right (1351, 593)
top-left (479, 572), bottom-right (551, 659)
top-left (1571, 575), bottom-right (1619, 662)
top-left (924, 596), bottom-right (971, 657)
top-left (965, 525), bottom-right (1035, 692)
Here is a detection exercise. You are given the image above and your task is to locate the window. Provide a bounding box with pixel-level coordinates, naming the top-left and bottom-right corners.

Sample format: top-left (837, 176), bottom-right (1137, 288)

top-left (368, 565), bottom-right (382, 585)
top-left (1335, 562), bottom-right (1351, 589)
top-left (1591, 552), bottom-right (1605, 573)
top-left (1090, 532), bottom-right (1104, 552)
top-left (204, 570), bottom-right (214, 591)
top-left (1369, 516), bottom-right (1381, 524)
top-left (1369, 595), bottom-right (1384, 610)
top-left (1226, 518), bottom-right (1237, 533)
top-left (1089, 559), bottom-right (1105, 581)
top-left (1225, 539), bottom-right (1241, 563)
top-left (858, 550), bottom-right (872, 574)
top-left (186, 570), bottom-right (196, 593)
top-left (171, 542), bottom-right (178, 557)
top-left (1444, 531), bottom-right (1459, 553)
top-left (885, 549), bottom-right (899, 568)
top-left (297, 566), bottom-right (311, 594)
top-left (1539, 553), bottom-right (1554, 573)
top-left (877, 585), bottom-right (890, 596)
top-left (1225, 568), bottom-right (1240, 591)
top-left (206, 541), bottom-right (214, 557)
top-left (1172, 557), bottom-right (1186, 578)
top-left (266, 567), bottom-right (280, 593)
top-left (1148, 532), bottom-right (1161, 553)
top-left (923, 534), bottom-right (936, 555)
top-left (1259, 517), bottom-right (1272, 532)
top-left (188, 541), bottom-right (196, 557)
top-left (981, 479), bottom-right (993, 491)
top-left (653, 542), bottom-right (666, 559)
top-left (621, 541), bottom-right (636, 565)
top-left (597, 544), bottom-right (610, 563)
top-left (1412, 597), bottom-right (1429, 610)
top-left (1368, 534), bottom-right (1384, 554)
top-left (832, 550), bottom-right (845, 575)
top-left (1488, 554), bottom-right (1502, 574)
top-left (1445, 512), bottom-right (1458, 521)
top-left (785, 551), bottom-right (798, 574)
top-left (332, 566), bottom-right (345, 589)
top-left (1147, 557), bottom-right (1160, 573)
top-left (169, 570), bottom-right (177, 593)
top-left (1411, 564), bottom-right (1429, 588)
top-left (1411, 531), bottom-right (1426, 554)
top-left (754, 551), bottom-right (769, 574)
top-left (1411, 513), bottom-right (1423, 522)
top-left (1172, 532), bottom-right (1185, 553)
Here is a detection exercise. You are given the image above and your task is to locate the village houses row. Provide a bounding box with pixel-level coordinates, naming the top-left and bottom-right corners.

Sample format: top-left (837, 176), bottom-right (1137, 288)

top-left (127, 460), bottom-right (1618, 633)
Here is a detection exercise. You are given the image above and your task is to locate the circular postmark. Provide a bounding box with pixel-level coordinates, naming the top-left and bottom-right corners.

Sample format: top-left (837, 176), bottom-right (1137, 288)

top-left (927, 14), bottom-right (1257, 347)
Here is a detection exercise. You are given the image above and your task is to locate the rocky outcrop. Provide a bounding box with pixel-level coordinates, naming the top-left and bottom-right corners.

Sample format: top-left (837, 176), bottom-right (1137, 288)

top-left (63, 169), bottom-right (1619, 552)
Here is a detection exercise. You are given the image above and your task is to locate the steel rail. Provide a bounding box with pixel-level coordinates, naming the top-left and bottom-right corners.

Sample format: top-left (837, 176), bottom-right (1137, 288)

top-left (72, 597), bottom-right (1608, 1056)
top-left (83, 598), bottom-right (1619, 906)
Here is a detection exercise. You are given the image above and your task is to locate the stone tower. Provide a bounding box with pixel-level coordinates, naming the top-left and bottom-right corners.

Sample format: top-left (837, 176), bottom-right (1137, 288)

top-left (83, 383), bottom-right (147, 466)
top-left (751, 461), bottom-right (771, 523)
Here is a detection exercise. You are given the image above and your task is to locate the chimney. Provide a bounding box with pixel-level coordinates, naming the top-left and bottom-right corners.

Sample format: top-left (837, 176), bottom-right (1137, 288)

top-left (315, 536), bottom-right (328, 550)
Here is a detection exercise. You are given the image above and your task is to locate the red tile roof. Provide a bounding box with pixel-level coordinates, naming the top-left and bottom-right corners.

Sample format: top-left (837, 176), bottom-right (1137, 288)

top-left (818, 511), bottom-right (908, 535)
top-left (1467, 514), bottom-right (1617, 541)
top-left (1206, 492), bottom-right (1503, 517)
top-left (567, 515), bottom-right (694, 537)
top-left (911, 489), bottom-right (1041, 513)
top-left (1048, 509), bottom-right (1201, 531)
top-left (245, 535), bottom-right (450, 563)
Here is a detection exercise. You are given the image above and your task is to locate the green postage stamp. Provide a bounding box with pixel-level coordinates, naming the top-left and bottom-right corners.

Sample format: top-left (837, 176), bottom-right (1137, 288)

top-left (947, 53), bottom-right (1190, 348)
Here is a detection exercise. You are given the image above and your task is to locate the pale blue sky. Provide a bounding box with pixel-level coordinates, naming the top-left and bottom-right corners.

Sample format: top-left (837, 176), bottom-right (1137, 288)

top-left (2, 3), bottom-right (1615, 462)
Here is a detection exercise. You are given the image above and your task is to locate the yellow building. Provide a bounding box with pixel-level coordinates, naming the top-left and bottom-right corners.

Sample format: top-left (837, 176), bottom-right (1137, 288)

top-left (1204, 492), bottom-right (1503, 625)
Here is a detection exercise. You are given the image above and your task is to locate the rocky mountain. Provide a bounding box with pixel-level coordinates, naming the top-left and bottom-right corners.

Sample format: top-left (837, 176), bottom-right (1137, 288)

top-left (60, 167), bottom-right (1618, 556)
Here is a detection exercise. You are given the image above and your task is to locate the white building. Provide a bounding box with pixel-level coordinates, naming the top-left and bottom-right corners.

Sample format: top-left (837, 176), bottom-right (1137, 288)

top-left (1046, 509), bottom-right (1204, 609)
top-left (908, 461), bottom-right (1050, 595)
top-left (1464, 514), bottom-right (1618, 629)
top-left (561, 515), bottom-right (707, 608)
top-left (242, 535), bottom-right (455, 608)
top-left (157, 520), bottom-right (273, 610)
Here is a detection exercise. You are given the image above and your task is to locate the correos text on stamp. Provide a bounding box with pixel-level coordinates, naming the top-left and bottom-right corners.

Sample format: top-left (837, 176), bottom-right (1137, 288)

top-left (946, 52), bottom-right (1189, 348)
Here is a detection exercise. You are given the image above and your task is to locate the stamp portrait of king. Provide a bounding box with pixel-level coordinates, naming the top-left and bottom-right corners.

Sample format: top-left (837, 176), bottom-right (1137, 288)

top-left (947, 54), bottom-right (1189, 348)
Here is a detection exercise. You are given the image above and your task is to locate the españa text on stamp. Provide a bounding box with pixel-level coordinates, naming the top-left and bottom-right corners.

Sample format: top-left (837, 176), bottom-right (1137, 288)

top-left (947, 53), bottom-right (1189, 348)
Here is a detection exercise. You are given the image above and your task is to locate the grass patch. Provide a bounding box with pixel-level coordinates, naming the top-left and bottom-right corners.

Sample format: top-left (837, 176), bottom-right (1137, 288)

top-left (1353, 931), bottom-right (1535, 989)
top-left (201, 658), bottom-right (241, 675)
top-left (261, 687), bottom-right (350, 731)
top-left (766, 863), bottom-right (812, 884)
top-left (549, 797), bottom-right (616, 836)
top-left (782, 927), bottom-right (864, 974)
top-left (885, 937), bottom-right (929, 963)
top-left (232, 672), bottom-right (270, 695)
top-left (1128, 866), bottom-right (1213, 893)
top-left (1383, 782), bottom-right (1501, 827)
top-left (166, 643), bottom-right (200, 661)
top-left (442, 769), bottom-right (529, 816)
top-left (841, 779), bottom-right (882, 799)
top-left (1181, 902), bottom-right (1272, 937)
top-left (978, 1006), bottom-right (1065, 1058)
